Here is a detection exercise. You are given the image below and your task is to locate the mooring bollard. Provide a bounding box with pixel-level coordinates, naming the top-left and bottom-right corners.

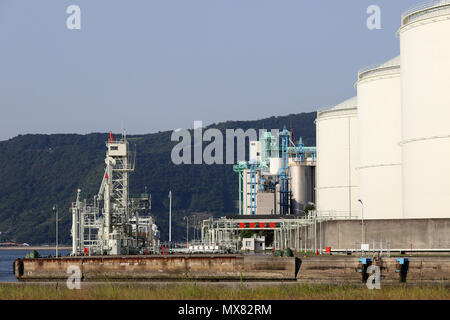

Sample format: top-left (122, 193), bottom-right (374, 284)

top-left (357, 258), bottom-right (372, 283)
top-left (396, 258), bottom-right (409, 283)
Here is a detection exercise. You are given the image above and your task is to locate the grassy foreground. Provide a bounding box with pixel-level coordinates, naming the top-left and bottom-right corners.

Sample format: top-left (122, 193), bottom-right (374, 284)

top-left (0, 283), bottom-right (449, 300)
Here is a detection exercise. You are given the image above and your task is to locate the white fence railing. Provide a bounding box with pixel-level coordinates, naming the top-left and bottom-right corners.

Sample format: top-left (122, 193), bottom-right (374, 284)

top-left (402, 0), bottom-right (450, 25)
top-left (314, 210), bottom-right (360, 221)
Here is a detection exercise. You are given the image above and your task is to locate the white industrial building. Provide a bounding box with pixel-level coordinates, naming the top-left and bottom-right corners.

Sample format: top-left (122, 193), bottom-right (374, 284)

top-left (202, 1), bottom-right (450, 253)
top-left (236, 130), bottom-right (316, 217)
top-left (241, 236), bottom-right (266, 252)
top-left (313, 1), bottom-right (450, 249)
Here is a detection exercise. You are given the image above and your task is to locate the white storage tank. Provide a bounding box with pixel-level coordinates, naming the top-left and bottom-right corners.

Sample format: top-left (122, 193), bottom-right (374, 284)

top-left (400, 2), bottom-right (450, 218)
top-left (315, 97), bottom-right (359, 218)
top-left (356, 56), bottom-right (403, 219)
top-left (290, 163), bottom-right (314, 215)
top-left (269, 157), bottom-right (282, 175)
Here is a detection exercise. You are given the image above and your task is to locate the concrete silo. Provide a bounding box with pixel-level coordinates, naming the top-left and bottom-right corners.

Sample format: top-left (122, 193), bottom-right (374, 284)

top-left (356, 57), bottom-right (403, 220)
top-left (315, 97), bottom-right (359, 218)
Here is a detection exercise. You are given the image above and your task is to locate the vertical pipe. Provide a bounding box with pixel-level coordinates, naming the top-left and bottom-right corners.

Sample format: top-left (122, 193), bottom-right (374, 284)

top-left (104, 162), bottom-right (112, 245)
top-left (88, 210), bottom-right (91, 256)
top-left (274, 187), bottom-right (277, 215)
top-left (348, 117), bottom-right (352, 219)
top-left (250, 165), bottom-right (257, 215)
top-left (71, 205), bottom-right (75, 255)
top-left (72, 190), bottom-right (81, 255)
top-left (302, 225), bottom-right (304, 252)
top-left (238, 171), bottom-right (242, 215)
top-left (78, 203), bottom-right (82, 255)
top-left (306, 224), bottom-right (308, 251)
top-left (54, 205), bottom-right (58, 258)
top-left (319, 220), bottom-right (322, 255)
top-left (314, 211), bottom-right (317, 254)
top-left (169, 191), bottom-right (172, 243)
top-left (136, 211), bottom-right (139, 249)
top-left (358, 199), bottom-right (365, 246)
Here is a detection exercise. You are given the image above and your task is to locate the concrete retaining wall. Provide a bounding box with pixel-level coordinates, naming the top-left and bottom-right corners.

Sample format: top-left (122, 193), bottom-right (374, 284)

top-left (14, 255), bottom-right (299, 282)
top-left (319, 218), bottom-right (450, 250)
top-left (14, 254), bottom-right (450, 284)
top-left (297, 255), bottom-right (450, 284)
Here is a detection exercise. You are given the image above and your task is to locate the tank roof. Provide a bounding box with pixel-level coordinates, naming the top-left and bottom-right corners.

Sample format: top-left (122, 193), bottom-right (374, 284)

top-left (402, 1), bottom-right (450, 26)
top-left (316, 96), bottom-right (357, 118)
top-left (358, 56), bottom-right (400, 80)
top-left (330, 96), bottom-right (357, 111)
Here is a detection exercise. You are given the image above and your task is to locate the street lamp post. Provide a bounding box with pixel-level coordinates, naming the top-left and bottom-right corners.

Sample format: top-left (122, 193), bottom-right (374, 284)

top-left (358, 199), bottom-right (365, 245)
top-left (168, 191), bottom-right (172, 243)
top-left (184, 216), bottom-right (189, 249)
top-left (53, 205), bottom-right (58, 258)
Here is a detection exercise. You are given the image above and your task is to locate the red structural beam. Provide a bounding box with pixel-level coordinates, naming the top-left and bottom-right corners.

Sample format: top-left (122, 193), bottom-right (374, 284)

top-left (237, 222), bottom-right (278, 228)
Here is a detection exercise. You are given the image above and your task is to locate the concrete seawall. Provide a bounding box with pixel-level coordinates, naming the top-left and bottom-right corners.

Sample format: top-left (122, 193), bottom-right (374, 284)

top-left (13, 254), bottom-right (450, 284)
top-left (14, 255), bottom-right (299, 282)
top-left (318, 218), bottom-right (450, 250)
top-left (297, 255), bottom-right (450, 284)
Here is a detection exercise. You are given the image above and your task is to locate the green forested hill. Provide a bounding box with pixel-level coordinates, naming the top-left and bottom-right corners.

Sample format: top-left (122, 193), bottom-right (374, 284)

top-left (0, 112), bottom-right (316, 244)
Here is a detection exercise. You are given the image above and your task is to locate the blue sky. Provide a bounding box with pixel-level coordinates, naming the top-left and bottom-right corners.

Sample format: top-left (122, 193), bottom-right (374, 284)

top-left (0, 0), bottom-right (420, 140)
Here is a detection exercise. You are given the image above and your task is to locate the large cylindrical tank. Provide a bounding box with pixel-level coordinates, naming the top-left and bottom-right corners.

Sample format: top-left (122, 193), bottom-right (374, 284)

top-left (400, 2), bottom-right (450, 218)
top-left (315, 97), bottom-right (359, 218)
top-left (356, 57), bottom-right (403, 219)
top-left (289, 164), bottom-right (314, 215)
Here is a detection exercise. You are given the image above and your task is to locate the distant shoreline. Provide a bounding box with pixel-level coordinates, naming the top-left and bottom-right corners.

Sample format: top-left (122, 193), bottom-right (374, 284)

top-left (0, 246), bottom-right (71, 251)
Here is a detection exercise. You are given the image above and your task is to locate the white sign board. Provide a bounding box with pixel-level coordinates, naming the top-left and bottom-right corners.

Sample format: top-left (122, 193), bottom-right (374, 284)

top-left (361, 243), bottom-right (370, 251)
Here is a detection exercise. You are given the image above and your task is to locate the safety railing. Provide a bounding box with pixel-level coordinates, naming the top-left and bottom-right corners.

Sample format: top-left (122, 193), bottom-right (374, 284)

top-left (314, 210), bottom-right (359, 221)
top-left (402, 0), bottom-right (450, 26)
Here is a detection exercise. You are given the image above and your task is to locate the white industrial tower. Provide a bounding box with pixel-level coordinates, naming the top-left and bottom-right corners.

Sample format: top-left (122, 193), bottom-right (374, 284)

top-left (71, 133), bottom-right (160, 256)
top-left (97, 133), bottom-right (135, 254)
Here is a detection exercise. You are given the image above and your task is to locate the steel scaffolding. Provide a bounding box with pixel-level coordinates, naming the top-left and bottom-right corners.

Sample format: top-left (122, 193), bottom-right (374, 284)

top-left (201, 211), bottom-right (355, 253)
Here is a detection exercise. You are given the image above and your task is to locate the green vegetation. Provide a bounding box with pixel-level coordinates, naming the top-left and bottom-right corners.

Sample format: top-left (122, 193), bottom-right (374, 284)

top-left (0, 112), bottom-right (316, 244)
top-left (303, 205), bottom-right (315, 214)
top-left (0, 283), bottom-right (449, 300)
top-left (24, 250), bottom-right (40, 259)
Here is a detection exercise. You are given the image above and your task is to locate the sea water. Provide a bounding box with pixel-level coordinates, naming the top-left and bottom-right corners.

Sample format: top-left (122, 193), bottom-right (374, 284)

top-left (0, 249), bottom-right (70, 282)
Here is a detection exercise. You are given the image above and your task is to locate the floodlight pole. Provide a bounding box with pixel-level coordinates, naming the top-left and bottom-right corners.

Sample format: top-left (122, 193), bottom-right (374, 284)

top-left (358, 199), bottom-right (365, 245)
top-left (169, 191), bottom-right (172, 243)
top-left (53, 205), bottom-right (58, 258)
top-left (184, 216), bottom-right (189, 249)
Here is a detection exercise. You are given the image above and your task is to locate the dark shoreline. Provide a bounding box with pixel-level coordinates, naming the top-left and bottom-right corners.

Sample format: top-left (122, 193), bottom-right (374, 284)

top-left (0, 246), bottom-right (71, 251)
